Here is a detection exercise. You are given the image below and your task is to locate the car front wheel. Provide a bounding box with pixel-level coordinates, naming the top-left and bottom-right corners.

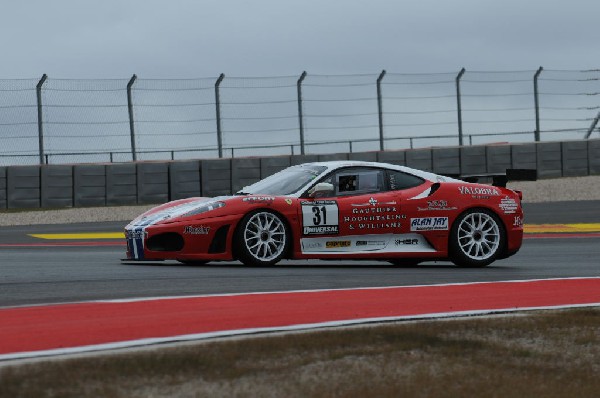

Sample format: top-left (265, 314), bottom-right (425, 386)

top-left (449, 209), bottom-right (505, 267)
top-left (235, 210), bottom-right (290, 266)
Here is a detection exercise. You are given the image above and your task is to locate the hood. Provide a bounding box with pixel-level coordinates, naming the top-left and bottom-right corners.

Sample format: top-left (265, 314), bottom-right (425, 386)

top-left (128, 196), bottom-right (233, 227)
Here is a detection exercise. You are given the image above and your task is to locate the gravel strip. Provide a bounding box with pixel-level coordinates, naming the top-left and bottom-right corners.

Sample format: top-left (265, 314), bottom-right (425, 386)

top-left (0, 205), bottom-right (156, 227)
top-left (1, 175), bottom-right (599, 226)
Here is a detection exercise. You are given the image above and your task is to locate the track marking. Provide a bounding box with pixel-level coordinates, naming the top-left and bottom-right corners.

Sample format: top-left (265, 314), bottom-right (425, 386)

top-left (29, 233), bottom-right (124, 240)
top-left (23, 224), bottom-right (600, 241)
top-left (524, 223), bottom-right (600, 233)
top-left (0, 242), bottom-right (124, 247)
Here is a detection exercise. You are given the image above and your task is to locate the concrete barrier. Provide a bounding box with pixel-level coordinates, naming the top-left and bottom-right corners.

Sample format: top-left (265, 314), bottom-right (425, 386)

top-left (511, 143), bottom-right (536, 170)
top-left (460, 146), bottom-right (486, 175)
top-left (74, 164), bottom-right (106, 207)
top-left (589, 139), bottom-right (600, 175)
top-left (406, 148), bottom-right (433, 171)
top-left (232, 158), bottom-right (261, 193)
top-left (260, 156), bottom-right (291, 178)
top-left (536, 142), bottom-right (562, 179)
top-left (201, 159), bottom-right (231, 197)
top-left (486, 145), bottom-right (512, 174)
top-left (377, 150), bottom-right (406, 166)
top-left (106, 163), bottom-right (137, 206)
top-left (432, 147), bottom-right (460, 175)
top-left (317, 153), bottom-right (349, 162)
top-left (561, 140), bottom-right (588, 177)
top-left (41, 165), bottom-right (73, 208)
top-left (349, 152), bottom-right (378, 162)
top-left (7, 166), bottom-right (40, 209)
top-left (169, 161), bottom-right (201, 200)
top-left (290, 154), bottom-right (319, 165)
top-left (137, 163), bottom-right (169, 204)
top-left (2, 138), bottom-right (599, 209)
top-left (0, 167), bottom-right (6, 209)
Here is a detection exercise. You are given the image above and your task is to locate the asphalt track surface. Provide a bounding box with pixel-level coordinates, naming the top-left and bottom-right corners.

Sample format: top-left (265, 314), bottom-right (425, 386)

top-left (1, 201), bottom-right (599, 308)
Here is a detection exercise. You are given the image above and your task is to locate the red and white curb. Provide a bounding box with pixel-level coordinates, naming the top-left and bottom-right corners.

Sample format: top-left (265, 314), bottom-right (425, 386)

top-left (1, 277), bottom-right (599, 361)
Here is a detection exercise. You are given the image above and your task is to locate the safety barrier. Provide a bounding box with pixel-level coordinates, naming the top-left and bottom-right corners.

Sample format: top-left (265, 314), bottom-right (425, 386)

top-left (0, 139), bottom-right (598, 209)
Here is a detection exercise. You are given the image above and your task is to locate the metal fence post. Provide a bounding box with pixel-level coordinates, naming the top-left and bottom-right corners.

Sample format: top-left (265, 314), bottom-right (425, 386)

top-left (585, 110), bottom-right (600, 138)
top-left (455, 68), bottom-right (466, 146)
top-left (36, 74), bottom-right (48, 164)
top-left (533, 66), bottom-right (543, 141)
top-left (126, 74), bottom-right (137, 161)
top-left (377, 70), bottom-right (386, 151)
top-left (297, 71), bottom-right (307, 155)
top-left (215, 73), bottom-right (225, 158)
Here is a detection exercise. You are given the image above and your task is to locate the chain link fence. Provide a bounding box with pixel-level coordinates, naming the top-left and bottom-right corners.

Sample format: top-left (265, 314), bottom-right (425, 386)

top-left (1, 69), bottom-right (599, 166)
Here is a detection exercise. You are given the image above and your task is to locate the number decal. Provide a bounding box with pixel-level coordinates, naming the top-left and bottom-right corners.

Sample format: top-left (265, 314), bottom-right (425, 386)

top-left (311, 206), bottom-right (328, 226)
top-left (301, 200), bottom-right (339, 235)
top-left (312, 206), bottom-right (321, 225)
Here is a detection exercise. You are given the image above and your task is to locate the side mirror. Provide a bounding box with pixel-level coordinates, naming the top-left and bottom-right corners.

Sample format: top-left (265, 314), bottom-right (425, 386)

top-left (308, 182), bottom-right (335, 198)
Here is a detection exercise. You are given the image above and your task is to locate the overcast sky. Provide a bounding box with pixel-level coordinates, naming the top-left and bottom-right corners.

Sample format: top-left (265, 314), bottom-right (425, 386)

top-left (1, 0), bottom-right (600, 79)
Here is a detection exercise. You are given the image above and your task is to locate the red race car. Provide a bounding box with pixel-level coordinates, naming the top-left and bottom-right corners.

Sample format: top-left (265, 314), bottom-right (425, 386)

top-left (124, 161), bottom-right (534, 267)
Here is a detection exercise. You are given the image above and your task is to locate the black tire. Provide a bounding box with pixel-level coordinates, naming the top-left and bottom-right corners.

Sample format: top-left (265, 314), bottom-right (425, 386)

top-left (234, 210), bottom-right (290, 266)
top-left (449, 208), bottom-right (505, 268)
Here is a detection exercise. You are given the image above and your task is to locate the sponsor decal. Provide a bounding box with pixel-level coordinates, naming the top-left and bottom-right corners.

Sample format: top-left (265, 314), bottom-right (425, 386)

top-left (300, 200), bottom-right (337, 205)
top-left (301, 200), bottom-right (339, 235)
top-left (243, 196), bottom-right (275, 204)
top-left (513, 216), bottom-right (523, 227)
top-left (351, 198), bottom-right (397, 207)
top-left (325, 240), bottom-right (351, 248)
top-left (417, 200), bottom-right (458, 212)
top-left (499, 196), bottom-right (518, 214)
top-left (353, 222), bottom-right (400, 230)
top-left (302, 241), bottom-right (323, 250)
top-left (351, 206), bottom-right (399, 215)
top-left (183, 225), bottom-right (211, 235)
top-left (395, 238), bottom-right (419, 245)
top-left (458, 186), bottom-right (501, 198)
top-left (356, 240), bottom-right (386, 247)
top-left (125, 229), bottom-right (146, 239)
top-left (410, 217), bottom-right (449, 231)
top-left (344, 214), bottom-right (403, 222)
top-left (346, 199), bottom-right (403, 231)
top-left (285, 198), bottom-right (293, 205)
top-left (303, 226), bottom-right (339, 235)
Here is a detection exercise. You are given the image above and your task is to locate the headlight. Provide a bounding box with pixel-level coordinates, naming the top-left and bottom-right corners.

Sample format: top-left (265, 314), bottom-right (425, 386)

top-left (182, 201), bottom-right (226, 217)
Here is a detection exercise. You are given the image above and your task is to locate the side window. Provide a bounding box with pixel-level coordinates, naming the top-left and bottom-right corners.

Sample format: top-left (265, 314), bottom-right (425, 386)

top-left (388, 170), bottom-right (425, 190)
top-left (336, 169), bottom-right (384, 195)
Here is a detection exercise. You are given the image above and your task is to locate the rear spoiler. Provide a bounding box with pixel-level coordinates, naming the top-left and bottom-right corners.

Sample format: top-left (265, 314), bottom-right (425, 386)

top-left (445, 169), bottom-right (537, 188)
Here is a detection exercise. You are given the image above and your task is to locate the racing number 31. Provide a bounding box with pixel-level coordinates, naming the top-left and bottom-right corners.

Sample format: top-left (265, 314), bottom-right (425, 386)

top-left (301, 200), bottom-right (339, 235)
top-left (312, 206), bottom-right (327, 225)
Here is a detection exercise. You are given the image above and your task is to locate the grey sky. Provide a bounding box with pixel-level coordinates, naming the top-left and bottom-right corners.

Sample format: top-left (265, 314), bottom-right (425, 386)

top-left (2, 0), bottom-right (600, 79)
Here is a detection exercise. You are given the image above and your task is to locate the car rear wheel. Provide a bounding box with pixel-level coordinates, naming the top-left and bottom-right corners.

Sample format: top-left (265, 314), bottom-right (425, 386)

top-left (235, 210), bottom-right (290, 266)
top-left (450, 209), bottom-right (505, 267)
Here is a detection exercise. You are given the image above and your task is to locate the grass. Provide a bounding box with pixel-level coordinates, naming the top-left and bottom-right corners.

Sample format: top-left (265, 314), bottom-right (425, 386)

top-left (1, 308), bottom-right (600, 397)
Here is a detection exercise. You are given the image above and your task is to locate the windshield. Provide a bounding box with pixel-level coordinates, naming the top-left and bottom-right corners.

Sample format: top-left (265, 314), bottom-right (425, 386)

top-left (237, 164), bottom-right (327, 196)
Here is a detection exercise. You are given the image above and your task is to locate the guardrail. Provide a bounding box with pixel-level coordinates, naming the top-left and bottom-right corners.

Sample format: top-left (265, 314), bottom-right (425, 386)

top-left (1, 139), bottom-right (598, 209)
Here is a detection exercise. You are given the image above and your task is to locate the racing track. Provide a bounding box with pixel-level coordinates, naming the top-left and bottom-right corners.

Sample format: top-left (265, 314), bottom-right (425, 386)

top-left (1, 201), bottom-right (599, 308)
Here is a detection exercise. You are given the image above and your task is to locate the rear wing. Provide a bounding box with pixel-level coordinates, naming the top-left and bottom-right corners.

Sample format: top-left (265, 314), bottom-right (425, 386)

top-left (446, 169), bottom-right (537, 188)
